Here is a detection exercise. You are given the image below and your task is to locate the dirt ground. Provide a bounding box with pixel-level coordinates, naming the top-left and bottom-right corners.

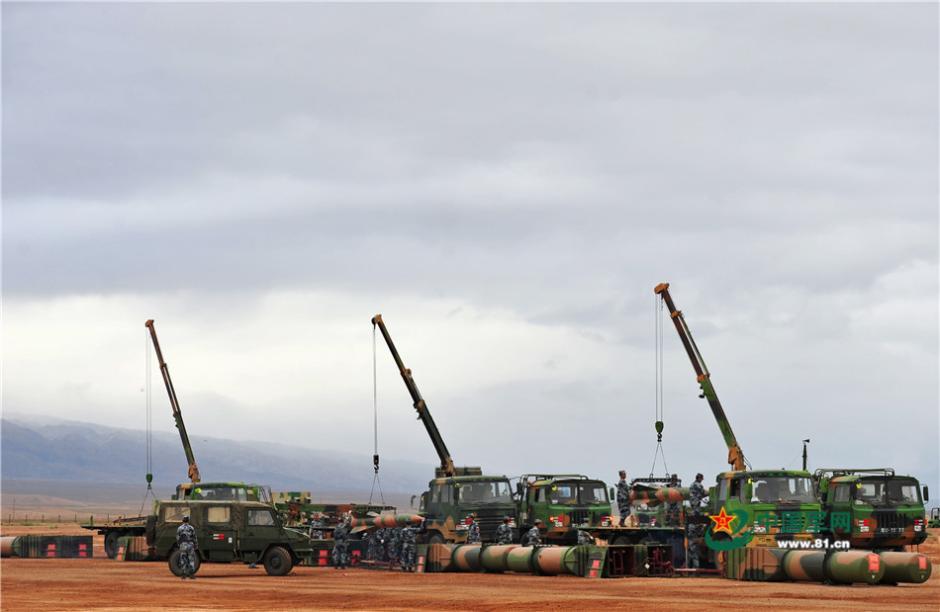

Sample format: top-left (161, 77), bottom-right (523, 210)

top-left (2, 524), bottom-right (938, 611)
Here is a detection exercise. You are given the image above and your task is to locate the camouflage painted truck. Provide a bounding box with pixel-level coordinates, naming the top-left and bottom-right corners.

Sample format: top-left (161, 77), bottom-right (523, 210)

top-left (815, 468), bottom-right (929, 550)
top-left (515, 473), bottom-right (685, 558)
top-left (373, 314), bottom-right (518, 542)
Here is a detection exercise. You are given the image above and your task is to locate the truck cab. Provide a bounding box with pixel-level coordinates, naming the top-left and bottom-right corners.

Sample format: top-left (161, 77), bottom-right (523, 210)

top-left (152, 499), bottom-right (313, 576)
top-left (817, 469), bottom-right (928, 549)
top-left (710, 470), bottom-right (822, 546)
top-left (517, 474), bottom-right (610, 543)
top-left (417, 467), bottom-right (517, 543)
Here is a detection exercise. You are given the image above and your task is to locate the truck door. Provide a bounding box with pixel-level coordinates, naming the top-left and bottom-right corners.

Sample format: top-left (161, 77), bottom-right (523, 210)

top-left (243, 508), bottom-right (280, 558)
top-left (202, 505), bottom-right (236, 562)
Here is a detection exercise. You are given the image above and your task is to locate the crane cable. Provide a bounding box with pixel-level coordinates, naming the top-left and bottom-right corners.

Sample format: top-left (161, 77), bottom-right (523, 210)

top-left (368, 322), bottom-right (385, 506)
top-left (139, 327), bottom-right (157, 515)
top-left (649, 293), bottom-right (669, 478)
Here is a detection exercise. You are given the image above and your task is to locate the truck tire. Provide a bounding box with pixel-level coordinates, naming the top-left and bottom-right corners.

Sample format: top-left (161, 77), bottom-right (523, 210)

top-left (427, 532), bottom-right (445, 545)
top-left (263, 546), bottom-right (293, 576)
top-left (104, 531), bottom-right (122, 559)
top-left (168, 549), bottom-right (201, 577)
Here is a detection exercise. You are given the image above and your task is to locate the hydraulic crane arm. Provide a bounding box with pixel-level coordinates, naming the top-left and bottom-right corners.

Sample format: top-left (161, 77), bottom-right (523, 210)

top-left (145, 319), bottom-right (201, 484)
top-left (654, 284), bottom-right (746, 471)
top-left (372, 314), bottom-right (456, 477)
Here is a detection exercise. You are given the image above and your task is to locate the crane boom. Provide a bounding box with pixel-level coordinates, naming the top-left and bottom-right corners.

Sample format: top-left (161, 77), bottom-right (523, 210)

top-left (653, 283), bottom-right (746, 471)
top-left (372, 314), bottom-right (457, 477)
top-left (145, 319), bottom-right (201, 484)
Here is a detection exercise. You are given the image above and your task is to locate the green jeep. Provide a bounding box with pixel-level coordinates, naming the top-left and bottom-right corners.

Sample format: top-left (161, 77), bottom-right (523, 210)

top-left (152, 499), bottom-right (313, 576)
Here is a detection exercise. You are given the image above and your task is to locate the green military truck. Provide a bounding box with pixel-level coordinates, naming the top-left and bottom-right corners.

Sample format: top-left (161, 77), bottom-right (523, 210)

top-left (417, 467), bottom-right (518, 543)
top-left (155, 499), bottom-right (314, 576)
top-left (516, 474), bottom-right (611, 543)
top-left (815, 468), bottom-right (929, 550)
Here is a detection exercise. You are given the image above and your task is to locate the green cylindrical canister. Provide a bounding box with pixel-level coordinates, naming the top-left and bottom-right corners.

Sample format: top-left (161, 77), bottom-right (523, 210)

top-left (451, 544), bottom-right (483, 572)
top-left (825, 551), bottom-right (885, 585)
top-left (533, 546), bottom-right (577, 576)
top-left (782, 551), bottom-right (827, 582)
top-left (879, 552), bottom-right (932, 584)
top-left (479, 544), bottom-right (518, 572)
top-left (505, 546), bottom-right (536, 573)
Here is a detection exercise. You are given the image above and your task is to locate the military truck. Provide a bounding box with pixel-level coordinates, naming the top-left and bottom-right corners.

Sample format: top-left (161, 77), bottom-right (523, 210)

top-left (815, 468), bottom-right (929, 549)
top-left (154, 499), bottom-right (314, 576)
top-left (515, 474), bottom-right (611, 543)
top-left (373, 314), bottom-right (520, 543)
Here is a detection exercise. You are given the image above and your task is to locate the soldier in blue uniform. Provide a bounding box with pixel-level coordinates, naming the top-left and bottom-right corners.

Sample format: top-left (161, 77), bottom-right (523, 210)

top-left (616, 470), bottom-right (631, 526)
top-left (466, 513), bottom-right (481, 544)
top-left (576, 529), bottom-right (594, 546)
top-left (332, 516), bottom-right (351, 569)
top-left (175, 515), bottom-right (198, 579)
top-left (686, 473), bottom-right (707, 568)
top-left (495, 516), bottom-right (514, 544)
top-left (524, 519), bottom-right (543, 546)
top-left (399, 520), bottom-right (420, 572)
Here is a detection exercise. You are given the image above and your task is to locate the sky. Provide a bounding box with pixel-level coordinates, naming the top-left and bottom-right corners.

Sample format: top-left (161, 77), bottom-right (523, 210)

top-left (3, 3), bottom-right (938, 496)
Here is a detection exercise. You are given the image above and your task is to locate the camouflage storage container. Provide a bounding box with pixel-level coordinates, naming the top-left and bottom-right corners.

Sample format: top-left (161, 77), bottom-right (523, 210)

top-left (10, 535), bottom-right (93, 558)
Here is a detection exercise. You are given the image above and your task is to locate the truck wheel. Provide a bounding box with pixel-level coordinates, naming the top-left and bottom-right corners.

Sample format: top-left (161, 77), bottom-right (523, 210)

top-left (427, 532), bottom-right (444, 545)
top-left (263, 546), bottom-right (293, 576)
top-left (168, 549), bottom-right (201, 577)
top-left (105, 531), bottom-right (122, 559)
top-left (611, 535), bottom-right (631, 546)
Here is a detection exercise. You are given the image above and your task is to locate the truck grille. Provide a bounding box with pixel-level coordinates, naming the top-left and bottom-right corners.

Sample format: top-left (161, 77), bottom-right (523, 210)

top-left (567, 509), bottom-right (590, 526)
top-left (475, 509), bottom-right (511, 541)
top-left (874, 510), bottom-right (904, 534)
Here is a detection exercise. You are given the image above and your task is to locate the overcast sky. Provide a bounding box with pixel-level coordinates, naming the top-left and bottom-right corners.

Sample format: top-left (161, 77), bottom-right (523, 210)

top-left (3, 3), bottom-right (938, 496)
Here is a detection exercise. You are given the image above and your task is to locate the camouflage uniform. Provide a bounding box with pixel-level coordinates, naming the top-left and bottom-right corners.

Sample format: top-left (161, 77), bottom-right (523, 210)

top-left (176, 522), bottom-right (197, 579)
top-left (399, 526), bottom-right (417, 572)
top-left (495, 521), bottom-right (514, 545)
top-left (616, 478), bottom-right (631, 526)
top-left (332, 522), bottom-right (350, 569)
top-left (308, 517), bottom-right (325, 540)
top-left (524, 525), bottom-right (542, 547)
top-left (466, 520), bottom-right (481, 544)
top-left (387, 528), bottom-right (401, 564)
top-left (686, 477), bottom-right (707, 569)
top-left (577, 530), bottom-right (594, 546)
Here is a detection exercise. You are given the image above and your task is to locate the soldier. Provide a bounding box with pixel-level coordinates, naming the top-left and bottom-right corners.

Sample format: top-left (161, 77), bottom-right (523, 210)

top-left (616, 470), bottom-right (631, 527)
top-left (666, 473), bottom-right (682, 527)
top-left (686, 473), bottom-right (706, 569)
top-left (175, 515), bottom-right (198, 579)
top-left (387, 527), bottom-right (401, 565)
top-left (524, 519), bottom-right (543, 546)
top-left (308, 513), bottom-right (325, 540)
top-left (576, 529), bottom-right (594, 546)
top-left (495, 516), bottom-right (514, 545)
top-left (399, 520), bottom-right (419, 572)
top-left (331, 516), bottom-right (350, 569)
top-left (466, 513), bottom-right (481, 544)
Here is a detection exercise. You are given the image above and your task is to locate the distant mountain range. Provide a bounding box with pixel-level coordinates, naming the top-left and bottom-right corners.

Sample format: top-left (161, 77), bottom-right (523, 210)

top-left (1, 416), bottom-right (430, 498)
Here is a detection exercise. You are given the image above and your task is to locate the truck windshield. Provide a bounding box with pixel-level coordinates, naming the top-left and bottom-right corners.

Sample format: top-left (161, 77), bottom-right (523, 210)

top-left (459, 481), bottom-right (513, 503)
top-left (548, 485), bottom-right (578, 505)
top-left (579, 483), bottom-right (608, 504)
top-left (750, 477), bottom-right (815, 503)
top-left (192, 486), bottom-right (250, 501)
top-left (860, 479), bottom-right (921, 505)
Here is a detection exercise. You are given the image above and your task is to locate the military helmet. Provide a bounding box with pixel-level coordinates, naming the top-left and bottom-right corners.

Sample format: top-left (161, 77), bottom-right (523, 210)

top-left (182, 515), bottom-right (190, 523)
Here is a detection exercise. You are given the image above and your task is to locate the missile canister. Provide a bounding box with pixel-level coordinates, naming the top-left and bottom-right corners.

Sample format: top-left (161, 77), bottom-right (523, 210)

top-left (533, 546), bottom-right (579, 576)
top-left (825, 551), bottom-right (885, 585)
top-left (629, 487), bottom-right (689, 507)
top-left (506, 546), bottom-right (536, 573)
top-left (0, 536), bottom-right (15, 558)
top-left (479, 544), bottom-right (518, 572)
top-left (349, 513), bottom-right (423, 529)
top-left (451, 543), bottom-right (483, 572)
top-left (879, 552), bottom-right (932, 584)
top-left (781, 551), bottom-right (827, 582)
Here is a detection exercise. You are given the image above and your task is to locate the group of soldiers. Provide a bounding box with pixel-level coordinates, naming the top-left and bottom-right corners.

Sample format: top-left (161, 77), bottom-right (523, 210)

top-left (616, 469), bottom-right (709, 568)
top-left (327, 514), bottom-right (422, 572)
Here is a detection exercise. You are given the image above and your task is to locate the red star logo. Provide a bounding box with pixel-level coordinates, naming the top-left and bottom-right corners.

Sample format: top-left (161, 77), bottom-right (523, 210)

top-left (709, 507), bottom-right (737, 535)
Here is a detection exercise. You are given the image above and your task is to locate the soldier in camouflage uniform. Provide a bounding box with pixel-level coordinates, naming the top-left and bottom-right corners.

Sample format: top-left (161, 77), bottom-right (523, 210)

top-left (616, 470), bottom-right (631, 527)
top-left (175, 515), bottom-right (198, 579)
top-left (307, 513), bottom-right (325, 540)
top-left (686, 473), bottom-right (707, 569)
top-left (524, 519), bottom-right (543, 546)
top-left (665, 474), bottom-right (682, 527)
top-left (495, 516), bottom-right (514, 544)
top-left (466, 513), bottom-right (481, 544)
top-left (331, 516), bottom-right (351, 569)
top-left (399, 521), bottom-right (419, 572)
top-left (387, 528), bottom-right (401, 565)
